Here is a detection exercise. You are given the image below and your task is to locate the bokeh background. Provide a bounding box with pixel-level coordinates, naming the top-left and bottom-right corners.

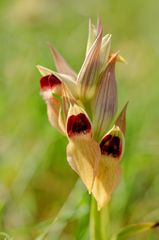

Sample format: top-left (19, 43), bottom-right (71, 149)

top-left (0, 0), bottom-right (159, 239)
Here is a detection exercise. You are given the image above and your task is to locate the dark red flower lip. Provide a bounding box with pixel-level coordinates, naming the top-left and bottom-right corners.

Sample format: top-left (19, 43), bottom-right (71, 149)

top-left (100, 134), bottom-right (122, 158)
top-left (67, 113), bottom-right (91, 138)
top-left (40, 74), bottom-right (61, 90)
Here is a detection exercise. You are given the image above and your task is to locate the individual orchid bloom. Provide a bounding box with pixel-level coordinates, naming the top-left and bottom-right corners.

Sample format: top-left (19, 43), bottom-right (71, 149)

top-left (92, 103), bottom-right (128, 209)
top-left (66, 104), bottom-right (101, 193)
top-left (37, 19), bottom-right (128, 209)
top-left (40, 74), bottom-right (62, 132)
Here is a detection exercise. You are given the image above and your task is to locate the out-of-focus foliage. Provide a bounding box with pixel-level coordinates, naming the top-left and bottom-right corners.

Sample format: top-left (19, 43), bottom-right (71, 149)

top-left (0, 0), bottom-right (159, 239)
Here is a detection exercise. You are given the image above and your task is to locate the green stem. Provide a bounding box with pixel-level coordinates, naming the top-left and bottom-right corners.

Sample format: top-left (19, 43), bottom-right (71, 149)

top-left (89, 196), bottom-right (109, 240)
top-left (100, 204), bottom-right (109, 240)
top-left (89, 196), bottom-right (96, 240)
top-left (89, 196), bottom-right (100, 240)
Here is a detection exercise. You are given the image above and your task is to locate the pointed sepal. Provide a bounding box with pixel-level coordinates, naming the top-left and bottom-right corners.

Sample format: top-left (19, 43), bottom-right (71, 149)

top-left (115, 102), bottom-right (128, 135)
top-left (37, 65), bottom-right (54, 76)
top-left (99, 34), bottom-right (111, 72)
top-left (92, 54), bottom-right (118, 140)
top-left (49, 45), bottom-right (77, 80)
top-left (86, 19), bottom-right (98, 55)
top-left (77, 23), bottom-right (103, 100)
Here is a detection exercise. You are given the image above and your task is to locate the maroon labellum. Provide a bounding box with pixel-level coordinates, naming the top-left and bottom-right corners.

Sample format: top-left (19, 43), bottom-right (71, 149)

top-left (67, 113), bottom-right (91, 137)
top-left (40, 74), bottom-right (61, 90)
top-left (100, 134), bottom-right (122, 158)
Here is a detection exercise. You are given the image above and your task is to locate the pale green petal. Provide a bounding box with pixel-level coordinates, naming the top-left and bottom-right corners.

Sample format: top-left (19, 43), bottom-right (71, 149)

top-left (99, 34), bottom-right (111, 72)
top-left (77, 24), bottom-right (102, 100)
top-left (86, 19), bottom-right (98, 56)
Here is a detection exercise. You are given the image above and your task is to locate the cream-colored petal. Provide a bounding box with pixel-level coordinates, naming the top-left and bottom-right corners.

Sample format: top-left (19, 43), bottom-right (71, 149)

top-left (67, 103), bottom-right (88, 118)
top-left (67, 136), bottom-right (101, 193)
top-left (67, 142), bottom-right (78, 174)
top-left (47, 98), bottom-right (62, 132)
top-left (36, 65), bottom-right (54, 76)
top-left (92, 156), bottom-right (121, 210)
top-left (92, 125), bottom-right (125, 210)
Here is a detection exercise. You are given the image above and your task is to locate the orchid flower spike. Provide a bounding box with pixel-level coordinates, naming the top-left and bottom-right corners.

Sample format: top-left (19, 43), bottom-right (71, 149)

top-left (37, 19), bottom-right (128, 210)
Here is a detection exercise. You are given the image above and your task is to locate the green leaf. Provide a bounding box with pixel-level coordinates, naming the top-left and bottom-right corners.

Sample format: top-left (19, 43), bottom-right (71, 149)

top-left (111, 222), bottom-right (159, 240)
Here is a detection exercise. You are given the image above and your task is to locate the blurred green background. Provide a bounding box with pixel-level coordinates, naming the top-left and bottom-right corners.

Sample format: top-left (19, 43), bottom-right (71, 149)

top-left (0, 0), bottom-right (159, 239)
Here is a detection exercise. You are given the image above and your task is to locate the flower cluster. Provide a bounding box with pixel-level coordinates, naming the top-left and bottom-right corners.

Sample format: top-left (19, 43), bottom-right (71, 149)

top-left (37, 19), bottom-right (127, 210)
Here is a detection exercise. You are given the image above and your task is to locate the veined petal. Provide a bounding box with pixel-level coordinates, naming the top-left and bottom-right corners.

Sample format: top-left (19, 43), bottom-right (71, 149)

top-left (99, 34), bottom-right (111, 72)
top-left (49, 45), bottom-right (77, 80)
top-left (57, 74), bottom-right (77, 98)
top-left (92, 54), bottom-right (118, 140)
top-left (92, 126), bottom-right (124, 210)
top-left (115, 102), bottom-right (128, 135)
top-left (86, 19), bottom-right (98, 56)
top-left (77, 23), bottom-right (103, 100)
top-left (86, 18), bottom-right (103, 55)
top-left (67, 137), bottom-right (101, 193)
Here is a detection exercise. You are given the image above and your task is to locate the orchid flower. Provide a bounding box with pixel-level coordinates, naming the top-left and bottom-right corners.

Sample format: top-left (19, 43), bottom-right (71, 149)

top-left (37, 19), bottom-right (128, 210)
